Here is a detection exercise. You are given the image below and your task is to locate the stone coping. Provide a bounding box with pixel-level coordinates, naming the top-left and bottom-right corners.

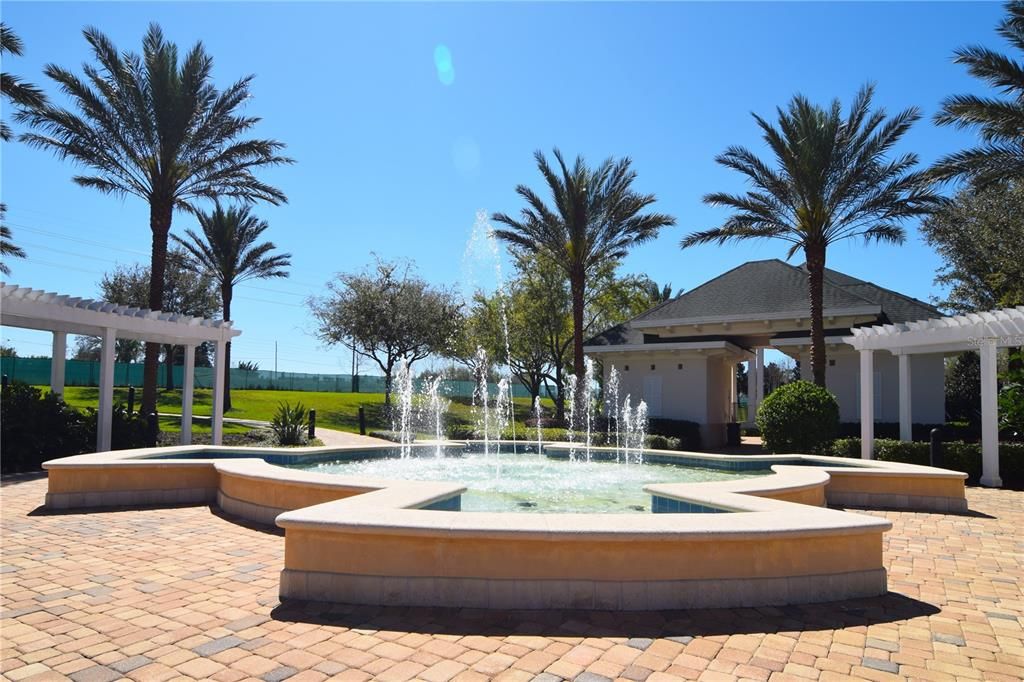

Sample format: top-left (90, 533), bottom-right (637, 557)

top-left (37, 441), bottom-right (976, 541)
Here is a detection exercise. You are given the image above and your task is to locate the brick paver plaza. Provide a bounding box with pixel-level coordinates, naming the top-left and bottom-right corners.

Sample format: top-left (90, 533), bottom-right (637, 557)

top-left (1, 475), bottom-right (1022, 682)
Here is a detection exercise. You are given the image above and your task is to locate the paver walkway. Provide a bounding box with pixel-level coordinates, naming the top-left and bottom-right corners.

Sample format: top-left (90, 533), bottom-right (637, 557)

top-left (1, 476), bottom-right (1022, 681)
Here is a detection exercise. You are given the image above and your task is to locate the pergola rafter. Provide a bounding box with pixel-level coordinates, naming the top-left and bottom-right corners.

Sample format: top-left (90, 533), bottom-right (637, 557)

top-left (844, 306), bottom-right (1024, 488)
top-left (1, 283), bottom-right (242, 451)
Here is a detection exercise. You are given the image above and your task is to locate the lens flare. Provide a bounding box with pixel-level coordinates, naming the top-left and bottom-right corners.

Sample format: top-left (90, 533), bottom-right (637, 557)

top-left (434, 44), bottom-right (455, 85)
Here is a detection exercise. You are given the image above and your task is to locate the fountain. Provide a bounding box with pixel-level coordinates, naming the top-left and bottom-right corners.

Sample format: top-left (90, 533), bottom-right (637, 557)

top-left (565, 373), bottom-right (578, 461)
top-left (607, 365), bottom-right (620, 457)
top-left (533, 396), bottom-right (543, 453)
top-left (392, 360), bottom-right (415, 458)
top-left (425, 375), bottom-right (448, 458)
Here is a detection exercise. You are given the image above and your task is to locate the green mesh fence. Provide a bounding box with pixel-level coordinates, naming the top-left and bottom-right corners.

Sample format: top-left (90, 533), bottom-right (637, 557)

top-left (0, 357), bottom-right (533, 399)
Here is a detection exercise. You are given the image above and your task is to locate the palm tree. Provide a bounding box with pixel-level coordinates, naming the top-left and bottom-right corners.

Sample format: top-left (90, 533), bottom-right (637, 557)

top-left (17, 23), bottom-right (291, 417)
top-left (641, 278), bottom-right (674, 306)
top-left (681, 85), bottom-right (940, 386)
top-left (0, 205), bottom-right (26, 276)
top-left (492, 148), bottom-right (675, 415)
top-left (2, 23), bottom-right (46, 268)
top-left (1, 22), bottom-right (46, 142)
top-left (173, 203), bottom-right (291, 410)
top-left (931, 1), bottom-right (1024, 187)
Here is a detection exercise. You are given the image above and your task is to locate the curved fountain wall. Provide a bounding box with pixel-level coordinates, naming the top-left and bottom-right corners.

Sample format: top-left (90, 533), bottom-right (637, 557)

top-left (43, 443), bottom-right (967, 610)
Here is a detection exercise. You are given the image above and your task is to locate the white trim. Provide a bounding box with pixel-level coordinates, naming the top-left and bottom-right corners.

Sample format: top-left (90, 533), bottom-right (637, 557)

top-left (631, 305), bottom-right (881, 329)
top-left (583, 340), bottom-right (751, 356)
top-left (845, 306), bottom-right (1024, 352)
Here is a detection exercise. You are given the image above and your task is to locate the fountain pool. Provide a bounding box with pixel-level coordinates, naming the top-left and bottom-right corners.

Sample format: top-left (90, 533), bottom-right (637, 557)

top-left (287, 446), bottom-right (769, 513)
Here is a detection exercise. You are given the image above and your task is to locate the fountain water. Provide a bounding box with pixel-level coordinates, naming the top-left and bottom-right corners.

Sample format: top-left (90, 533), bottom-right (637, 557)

top-left (462, 211), bottom-right (518, 454)
top-left (425, 375), bottom-right (448, 458)
top-left (533, 396), bottom-right (543, 452)
top-left (606, 366), bottom-right (620, 458)
top-left (583, 357), bottom-right (595, 461)
top-left (565, 374), bottom-right (578, 461)
top-left (472, 347), bottom-right (493, 456)
top-left (392, 360), bottom-right (415, 458)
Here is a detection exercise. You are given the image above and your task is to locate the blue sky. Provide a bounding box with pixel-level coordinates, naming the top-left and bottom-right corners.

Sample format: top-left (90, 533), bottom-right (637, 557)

top-left (1, 2), bottom-right (1004, 373)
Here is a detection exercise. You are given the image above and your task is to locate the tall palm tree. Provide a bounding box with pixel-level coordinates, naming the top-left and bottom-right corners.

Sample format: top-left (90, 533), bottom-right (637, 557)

top-left (17, 23), bottom-right (291, 417)
top-left (681, 85), bottom-right (940, 386)
top-left (1, 22), bottom-right (46, 142)
top-left (931, 1), bottom-right (1024, 186)
top-left (173, 203), bottom-right (291, 410)
top-left (492, 148), bottom-right (675, 414)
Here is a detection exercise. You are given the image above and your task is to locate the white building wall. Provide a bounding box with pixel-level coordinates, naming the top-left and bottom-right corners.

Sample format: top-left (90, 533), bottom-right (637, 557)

top-left (601, 353), bottom-right (710, 424)
top-left (796, 349), bottom-right (945, 425)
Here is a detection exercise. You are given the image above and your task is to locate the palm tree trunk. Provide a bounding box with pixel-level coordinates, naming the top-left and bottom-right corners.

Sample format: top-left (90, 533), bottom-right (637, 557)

top-left (142, 200), bottom-right (172, 417)
top-left (222, 287), bottom-right (232, 412)
top-left (570, 267), bottom-right (586, 430)
top-left (164, 344), bottom-right (175, 391)
top-left (805, 243), bottom-right (828, 387)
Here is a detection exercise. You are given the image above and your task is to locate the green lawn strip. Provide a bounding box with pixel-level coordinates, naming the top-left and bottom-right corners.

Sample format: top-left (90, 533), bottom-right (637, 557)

top-left (43, 386), bottom-right (552, 435)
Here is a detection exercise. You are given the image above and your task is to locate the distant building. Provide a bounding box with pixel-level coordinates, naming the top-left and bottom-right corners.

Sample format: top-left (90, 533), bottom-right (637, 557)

top-left (585, 260), bottom-right (944, 447)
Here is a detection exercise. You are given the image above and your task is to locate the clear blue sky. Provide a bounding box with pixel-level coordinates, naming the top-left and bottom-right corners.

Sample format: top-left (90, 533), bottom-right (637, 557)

top-left (1, 1), bottom-right (1003, 373)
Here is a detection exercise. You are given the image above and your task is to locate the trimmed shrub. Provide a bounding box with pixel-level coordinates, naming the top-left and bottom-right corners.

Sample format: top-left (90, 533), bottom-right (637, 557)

top-left (757, 380), bottom-right (839, 453)
top-left (0, 382), bottom-right (90, 473)
top-left (820, 437), bottom-right (1024, 488)
top-left (836, 421), bottom-right (977, 441)
top-left (84, 403), bottom-right (150, 452)
top-left (270, 401), bottom-right (308, 446)
top-left (646, 418), bottom-right (702, 450)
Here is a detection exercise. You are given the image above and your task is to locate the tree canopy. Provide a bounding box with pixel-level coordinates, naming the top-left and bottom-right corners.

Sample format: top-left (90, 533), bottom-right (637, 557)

top-left (309, 259), bottom-right (462, 403)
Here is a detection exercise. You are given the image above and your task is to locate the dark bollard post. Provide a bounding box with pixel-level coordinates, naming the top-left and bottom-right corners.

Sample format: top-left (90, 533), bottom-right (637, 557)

top-left (308, 409), bottom-right (316, 440)
top-left (358, 406), bottom-right (366, 435)
top-left (127, 386), bottom-right (136, 414)
top-left (930, 427), bottom-right (943, 468)
top-left (146, 412), bottom-right (158, 447)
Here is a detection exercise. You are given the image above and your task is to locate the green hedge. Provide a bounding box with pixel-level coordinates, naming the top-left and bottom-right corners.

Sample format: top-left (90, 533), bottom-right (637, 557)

top-left (823, 437), bottom-right (1024, 488)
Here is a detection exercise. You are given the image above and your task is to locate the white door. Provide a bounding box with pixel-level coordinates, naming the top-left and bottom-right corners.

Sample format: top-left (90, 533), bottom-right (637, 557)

top-left (643, 375), bottom-right (663, 417)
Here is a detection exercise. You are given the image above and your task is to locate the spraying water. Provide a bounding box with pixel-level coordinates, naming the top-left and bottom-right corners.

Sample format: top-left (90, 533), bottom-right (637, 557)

top-left (607, 366), bottom-right (620, 457)
top-left (583, 357), bottom-right (595, 461)
top-left (473, 346), bottom-right (492, 456)
top-left (392, 360), bottom-right (415, 458)
top-left (425, 375), bottom-right (448, 458)
top-left (565, 374), bottom-right (578, 461)
top-left (462, 211), bottom-right (517, 454)
top-left (533, 396), bottom-right (543, 453)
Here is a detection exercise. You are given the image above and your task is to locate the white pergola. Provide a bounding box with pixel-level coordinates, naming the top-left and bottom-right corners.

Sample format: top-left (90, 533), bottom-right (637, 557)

top-left (1, 283), bottom-right (241, 451)
top-left (845, 306), bottom-right (1024, 488)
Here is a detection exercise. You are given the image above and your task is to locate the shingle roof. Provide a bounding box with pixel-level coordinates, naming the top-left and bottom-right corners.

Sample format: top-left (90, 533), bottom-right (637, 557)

top-left (586, 260), bottom-right (941, 347)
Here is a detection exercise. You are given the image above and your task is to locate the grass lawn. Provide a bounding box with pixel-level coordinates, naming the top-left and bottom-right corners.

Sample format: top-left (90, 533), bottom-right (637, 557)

top-left (48, 386), bottom-right (550, 435)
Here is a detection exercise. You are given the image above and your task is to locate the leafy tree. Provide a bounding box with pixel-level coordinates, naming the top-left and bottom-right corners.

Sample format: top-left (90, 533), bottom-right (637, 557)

top-left (920, 182), bottom-right (1024, 312)
top-left (237, 360), bottom-right (260, 372)
top-left (466, 282), bottom-right (552, 403)
top-left (946, 351), bottom-right (981, 427)
top-left (173, 204), bottom-right (291, 410)
top-left (75, 251), bottom-right (220, 377)
top-left (1000, 351), bottom-right (1024, 437)
top-left (309, 259), bottom-right (462, 404)
top-left (681, 85), bottom-right (940, 386)
top-left (492, 148), bottom-right (675, 418)
top-left (0, 345), bottom-right (17, 358)
top-left (18, 23), bottom-right (291, 417)
top-left (931, 1), bottom-right (1024, 186)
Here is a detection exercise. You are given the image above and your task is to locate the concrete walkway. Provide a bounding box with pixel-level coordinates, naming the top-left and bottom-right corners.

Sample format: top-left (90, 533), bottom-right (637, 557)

top-left (1, 477), bottom-right (1022, 681)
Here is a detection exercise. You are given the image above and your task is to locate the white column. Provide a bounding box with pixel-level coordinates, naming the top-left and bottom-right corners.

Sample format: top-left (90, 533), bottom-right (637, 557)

top-left (50, 331), bottom-right (67, 397)
top-left (97, 327), bottom-right (116, 452)
top-left (212, 339), bottom-right (226, 445)
top-left (749, 347), bottom-right (764, 424)
top-left (730, 360), bottom-right (737, 421)
top-left (898, 353), bottom-right (913, 442)
top-left (979, 339), bottom-right (1002, 487)
top-left (180, 344), bottom-right (196, 445)
top-left (859, 349), bottom-right (874, 459)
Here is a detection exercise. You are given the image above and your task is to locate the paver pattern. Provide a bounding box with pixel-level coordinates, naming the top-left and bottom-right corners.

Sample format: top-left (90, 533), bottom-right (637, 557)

top-left (2, 474), bottom-right (1022, 681)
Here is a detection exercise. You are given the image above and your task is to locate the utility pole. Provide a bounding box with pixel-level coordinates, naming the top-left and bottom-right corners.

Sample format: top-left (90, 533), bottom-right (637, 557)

top-left (274, 341), bottom-right (278, 387)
